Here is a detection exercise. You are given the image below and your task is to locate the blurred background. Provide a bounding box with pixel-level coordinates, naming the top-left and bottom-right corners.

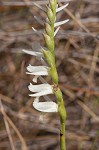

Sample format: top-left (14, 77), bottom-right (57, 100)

top-left (0, 0), bottom-right (99, 150)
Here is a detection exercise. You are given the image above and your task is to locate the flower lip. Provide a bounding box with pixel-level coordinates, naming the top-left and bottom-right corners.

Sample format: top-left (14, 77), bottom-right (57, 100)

top-left (28, 83), bottom-right (52, 92)
top-left (26, 64), bottom-right (49, 76)
top-left (29, 90), bottom-right (52, 97)
top-left (33, 97), bottom-right (58, 112)
top-left (28, 83), bottom-right (53, 97)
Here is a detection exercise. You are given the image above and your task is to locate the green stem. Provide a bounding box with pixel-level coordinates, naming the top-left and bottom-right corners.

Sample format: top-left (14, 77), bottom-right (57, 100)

top-left (54, 88), bottom-right (66, 150)
top-left (45, 1), bottom-right (67, 149)
top-left (60, 105), bottom-right (66, 150)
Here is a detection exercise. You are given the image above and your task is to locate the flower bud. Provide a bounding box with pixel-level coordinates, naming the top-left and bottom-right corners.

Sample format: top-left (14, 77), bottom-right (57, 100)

top-left (45, 23), bottom-right (53, 37)
top-left (43, 33), bottom-right (54, 52)
top-left (50, 0), bottom-right (57, 13)
top-left (47, 7), bottom-right (54, 23)
top-left (42, 49), bottom-right (55, 66)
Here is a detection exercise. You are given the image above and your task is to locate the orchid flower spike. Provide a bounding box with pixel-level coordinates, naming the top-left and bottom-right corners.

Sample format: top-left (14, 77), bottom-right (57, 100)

top-left (23, 0), bottom-right (69, 116)
top-left (23, 1), bottom-right (69, 149)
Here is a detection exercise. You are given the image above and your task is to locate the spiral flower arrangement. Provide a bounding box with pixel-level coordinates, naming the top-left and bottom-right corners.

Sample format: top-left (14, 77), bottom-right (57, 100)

top-left (23, 1), bottom-right (69, 149)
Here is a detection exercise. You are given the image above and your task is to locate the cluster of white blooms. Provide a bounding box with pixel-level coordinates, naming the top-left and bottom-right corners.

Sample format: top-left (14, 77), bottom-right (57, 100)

top-left (23, 49), bottom-right (58, 112)
top-left (23, 2), bottom-right (69, 113)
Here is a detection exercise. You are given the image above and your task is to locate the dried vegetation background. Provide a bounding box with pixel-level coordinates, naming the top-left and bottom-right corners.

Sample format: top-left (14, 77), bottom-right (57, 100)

top-left (0, 0), bottom-right (99, 150)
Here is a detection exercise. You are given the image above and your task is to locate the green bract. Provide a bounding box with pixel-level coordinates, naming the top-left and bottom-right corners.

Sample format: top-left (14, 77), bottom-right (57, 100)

top-left (45, 23), bottom-right (53, 37)
top-left (43, 33), bottom-right (54, 52)
top-left (42, 49), bottom-right (55, 66)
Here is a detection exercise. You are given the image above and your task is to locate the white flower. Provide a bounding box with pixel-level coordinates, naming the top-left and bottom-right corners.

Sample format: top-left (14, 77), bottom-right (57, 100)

top-left (26, 64), bottom-right (49, 83)
top-left (56, 3), bottom-right (69, 13)
top-left (33, 97), bottom-right (58, 112)
top-left (54, 26), bottom-right (60, 36)
top-left (54, 19), bottom-right (69, 27)
top-left (22, 49), bottom-right (43, 58)
top-left (23, 49), bottom-right (47, 65)
top-left (26, 64), bottom-right (49, 76)
top-left (28, 83), bottom-right (53, 97)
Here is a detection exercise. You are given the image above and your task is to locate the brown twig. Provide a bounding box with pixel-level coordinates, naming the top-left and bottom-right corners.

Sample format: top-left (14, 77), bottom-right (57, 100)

top-left (0, 99), bottom-right (16, 150)
top-left (0, 100), bottom-right (28, 150)
top-left (0, 94), bottom-right (15, 105)
top-left (60, 84), bottom-right (99, 96)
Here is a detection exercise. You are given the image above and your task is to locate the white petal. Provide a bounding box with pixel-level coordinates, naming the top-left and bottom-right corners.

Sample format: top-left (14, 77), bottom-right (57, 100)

top-left (26, 65), bottom-right (49, 75)
top-left (54, 19), bottom-right (69, 27)
top-left (33, 75), bottom-right (39, 83)
top-left (28, 83), bottom-right (52, 92)
top-left (22, 49), bottom-right (43, 57)
top-left (33, 98), bottom-right (58, 112)
top-left (56, 3), bottom-right (69, 13)
top-left (29, 89), bottom-right (53, 97)
top-left (26, 71), bottom-right (48, 75)
top-left (54, 26), bottom-right (60, 36)
top-left (32, 27), bottom-right (37, 32)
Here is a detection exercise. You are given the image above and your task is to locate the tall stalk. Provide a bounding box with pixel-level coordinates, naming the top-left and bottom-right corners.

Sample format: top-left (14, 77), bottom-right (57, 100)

top-left (43, 1), bottom-right (67, 149)
top-left (23, 0), bottom-right (69, 149)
